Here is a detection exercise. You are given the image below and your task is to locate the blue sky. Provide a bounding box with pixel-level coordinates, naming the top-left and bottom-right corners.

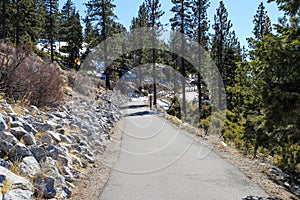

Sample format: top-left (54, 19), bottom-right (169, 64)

top-left (60, 0), bottom-right (283, 47)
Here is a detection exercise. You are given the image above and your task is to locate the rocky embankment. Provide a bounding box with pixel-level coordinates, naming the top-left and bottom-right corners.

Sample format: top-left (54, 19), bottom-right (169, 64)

top-left (0, 91), bottom-right (125, 199)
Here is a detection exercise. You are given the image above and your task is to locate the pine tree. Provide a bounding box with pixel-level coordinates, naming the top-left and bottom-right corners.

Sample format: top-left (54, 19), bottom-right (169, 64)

top-left (211, 1), bottom-right (238, 108)
top-left (170, 0), bottom-right (193, 119)
top-left (191, 0), bottom-right (210, 118)
top-left (85, 0), bottom-right (118, 89)
top-left (45, 0), bottom-right (59, 62)
top-left (247, 2), bottom-right (272, 49)
top-left (145, 0), bottom-right (164, 106)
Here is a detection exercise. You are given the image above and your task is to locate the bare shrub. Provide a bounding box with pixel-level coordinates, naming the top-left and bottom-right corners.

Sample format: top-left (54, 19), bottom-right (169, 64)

top-left (0, 41), bottom-right (64, 107)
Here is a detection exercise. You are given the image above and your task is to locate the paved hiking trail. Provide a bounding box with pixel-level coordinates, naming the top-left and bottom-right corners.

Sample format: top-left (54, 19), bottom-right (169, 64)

top-left (99, 101), bottom-right (268, 200)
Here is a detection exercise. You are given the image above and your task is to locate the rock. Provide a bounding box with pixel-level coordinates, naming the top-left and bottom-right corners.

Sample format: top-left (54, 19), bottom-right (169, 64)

top-left (45, 145), bottom-right (59, 160)
top-left (56, 128), bottom-right (65, 135)
top-left (45, 120), bottom-right (59, 129)
top-left (8, 143), bottom-right (32, 162)
top-left (57, 155), bottom-right (71, 167)
top-left (0, 159), bottom-right (9, 169)
top-left (22, 121), bottom-right (38, 135)
top-left (0, 114), bottom-right (7, 132)
top-left (10, 127), bottom-right (28, 139)
top-left (48, 131), bottom-right (61, 143)
top-left (33, 122), bottom-right (54, 132)
top-left (0, 131), bottom-right (18, 144)
top-left (0, 166), bottom-right (33, 191)
top-left (54, 112), bottom-right (67, 119)
top-left (0, 141), bottom-right (13, 154)
top-left (21, 133), bottom-right (36, 145)
top-left (60, 135), bottom-right (73, 144)
top-left (30, 146), bottom-right (47, 163)
top-left (61, 166), bottom-right (73, 182)
top-left (41, 135), bottom-right (54, 146)
top-left (19, 156), bottom-right (41, 176)
top-left (3, 189), bottom-right (33, 200)
top-left (10, 121), bottom-right (23, 128)
top-left (40, 157), bottom-right (65, 186)
top-left (59, 186), bottom-right (72, 199)
top-left (34, 176), bottom-right (56, 199)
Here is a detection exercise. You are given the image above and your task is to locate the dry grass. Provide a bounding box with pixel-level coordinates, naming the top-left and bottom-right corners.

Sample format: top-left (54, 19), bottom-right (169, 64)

top-left (1, 179), bottom-right (10, 195)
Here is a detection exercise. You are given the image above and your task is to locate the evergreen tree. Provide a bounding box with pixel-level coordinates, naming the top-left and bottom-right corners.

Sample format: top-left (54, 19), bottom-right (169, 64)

top-left (85, 0), bottom-right (118, 89)
top-left (191, 0), bottom-right (210, 118)
top-left (144, 0), bottom-right (164, 106)
top-left (67, 12), bottom-right (83, 69)
top-left (247, 2), bottom-right (272, 49)
top-left (45, 0), bottom-right (59, 62)
top-left (170, 0), bottom-right (193, 119)
top-left (211, 1), bottom-right (241, 110)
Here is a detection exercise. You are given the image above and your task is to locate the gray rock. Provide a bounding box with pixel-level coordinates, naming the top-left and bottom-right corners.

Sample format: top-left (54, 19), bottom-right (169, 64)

top-left (10, 121), bottom-right (23, 128)
top-left (3, 189), bottom-right (33, 200)
top-left (40, 157), bottom-right (65, 186)
top-left (34, 176), bottom-right (56, 199)
top-left (0, 141), bottom-right (13, 154)
top-left (0, 114), bottom-right (7, 132)
top-left (19, 156), bottom-right (41, 176)
top-left (45, 120), bottom-right (59, 129)
top-left (0, 159), bottom-right (9, 169)
top-left (33, 122), bottom-right (54, 132)
top-left (54, 112), bottom-right (67, 119)
top-left (45, 145), bottom-right (59, 160)
top-left (10, 127), bottom-right (28, 139)
top-left (0, 166), bottom-right (33, 191)
top-left (21, 133), bottom-right (36, 145)
top-left (48, 131), bottom-right (61, 143)
top-left (8, 143), bottom-right (32, 162)
top-left (59, 186), bottom-right (72, 199)
top-left (30, 146), bottom-right (47, 163)
top-left (41, 133), bottom-right (54, 145)
top-left (22, 121), bottom-right (38, 135)
top-left (59, 135), bottom-right (73, 144)
top-left (0, 131), bottom-right (18, 144)
top-left (61, 166), bottom-right (73, 182)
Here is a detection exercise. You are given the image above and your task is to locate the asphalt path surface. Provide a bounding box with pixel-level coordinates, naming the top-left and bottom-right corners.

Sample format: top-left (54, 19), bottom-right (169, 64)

top-left (99, 101), bottom-right (268, 200)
